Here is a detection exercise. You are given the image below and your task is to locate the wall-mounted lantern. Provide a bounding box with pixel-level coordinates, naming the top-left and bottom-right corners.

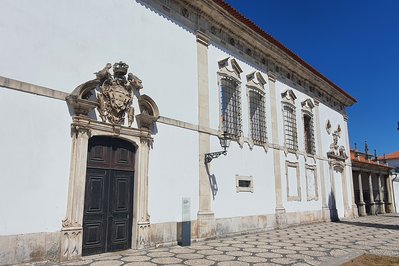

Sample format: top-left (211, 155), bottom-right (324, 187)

top-left (205, 131), bottom-right (231, 164)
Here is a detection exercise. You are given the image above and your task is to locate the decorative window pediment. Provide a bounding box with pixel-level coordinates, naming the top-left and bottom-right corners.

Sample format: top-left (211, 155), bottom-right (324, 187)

top-left (218, 57), bottom-right (242, 82)
top-left (281, 89), bottom-right (297, 105)
top-left (246, 71), bottom-right (267, 150)
top-left (218, 57), bottom-right (243, 145)
top-left (246, 71), bottom-right (266, 92)
top-left (301, 98), bottom-right (315, 113)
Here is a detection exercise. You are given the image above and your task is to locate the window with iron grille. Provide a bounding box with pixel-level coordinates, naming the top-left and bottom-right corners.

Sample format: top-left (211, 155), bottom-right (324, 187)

top-left (220, 77), bottom-right (242, 139)
top-left (283, 105), bottom-right (298, 151)
top-left (303, 113), bottom-right (315, 155)
top-left (249, 89), bottom-right (267, 145)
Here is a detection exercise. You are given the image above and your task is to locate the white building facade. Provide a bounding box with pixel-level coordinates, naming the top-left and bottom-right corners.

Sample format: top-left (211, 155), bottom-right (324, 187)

top-left (0, 0), bottom-right (357, 264)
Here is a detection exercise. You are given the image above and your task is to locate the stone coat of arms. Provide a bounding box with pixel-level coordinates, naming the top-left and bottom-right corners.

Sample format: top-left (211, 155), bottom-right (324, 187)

top-left (95, 61), bottom-right (142, 126)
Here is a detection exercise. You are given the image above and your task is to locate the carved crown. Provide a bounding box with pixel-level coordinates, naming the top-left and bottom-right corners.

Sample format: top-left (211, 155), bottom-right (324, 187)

top-left (113, 61), bottom-right (129, 76)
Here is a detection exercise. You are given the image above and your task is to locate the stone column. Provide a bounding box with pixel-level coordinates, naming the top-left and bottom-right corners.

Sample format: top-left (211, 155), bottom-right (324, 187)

top-left (343, 115), bottom-right (358, 217)
top-left (314, 100), bottom-right (330, 221)
top-left (357, 171), bottom-right (366, 216)
top-left (368, 172), bottom-right (376, 215)
top-left (268, 70), bottom-right (286, 228)
top-left (61, 124), bottom-right (90, 261)
top-left (385, 175), bottom-right (393, 213)
top-left (135, 137), bottom-right (151, 249)
top-left (341, 167), bottom-right (350, 217)
top-left (378, 174), bottom-right (386, 214)
top-left (196, 31), bottom-right (216, 238)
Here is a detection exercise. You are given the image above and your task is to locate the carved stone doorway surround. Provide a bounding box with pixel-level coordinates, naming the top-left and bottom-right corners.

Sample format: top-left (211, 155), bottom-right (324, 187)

top-left (61, 62), bottom-right (158, 261)
top-left (61, 117), bottom-right (152, 261)
top-left (328, 160), bottom-right (347, 221)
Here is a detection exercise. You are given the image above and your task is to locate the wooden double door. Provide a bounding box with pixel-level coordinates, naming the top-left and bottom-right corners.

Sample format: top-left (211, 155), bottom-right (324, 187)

top-left (82, 136), bottom-right (136, 256)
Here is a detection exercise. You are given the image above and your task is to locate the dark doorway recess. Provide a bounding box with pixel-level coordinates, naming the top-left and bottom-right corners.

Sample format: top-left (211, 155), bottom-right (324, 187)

top-left (82, 136), bottom-right (135, 256)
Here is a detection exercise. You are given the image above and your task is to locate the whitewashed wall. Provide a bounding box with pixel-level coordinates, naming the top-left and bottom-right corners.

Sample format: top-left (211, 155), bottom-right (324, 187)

top-left (274, 81), bottom-right (323, 213)
top-left (0, 0), bottom-right (355, 234)
top-left (0, 88), bottom-right (70, 235)
top-left (148, 123), bottom-right (199, 223)
top-left (393, 181), bottom-right (399, 212)
top-left (318, 102), bottom-right (352, 217)
top-left (0, 0), bottom-right (198, 125)
top-left (0, 0), bottom-right (199, 225)
top-left (208, 44), bottom-right (276, 218)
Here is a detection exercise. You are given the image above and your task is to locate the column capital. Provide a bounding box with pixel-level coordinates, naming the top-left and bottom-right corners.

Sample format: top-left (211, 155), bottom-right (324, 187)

top-left (196, 31), bottom-right (210, 46)
top-left (267, 70), bottom-right (277, 82)
top-left (71, 123), bottom-right (91, 138)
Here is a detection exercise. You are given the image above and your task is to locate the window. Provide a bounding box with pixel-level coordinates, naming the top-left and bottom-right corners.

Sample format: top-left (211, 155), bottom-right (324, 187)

top-left (301, 99), bottom-right (316, 155)
top-left (236, 175), bottom-right (253, 192)
top-left (249, 89), bottom-right (267, 145)
top-left (283, 105), bottom-right (298, 151)
top-left (221, 77), bottom-right (242, 139)
top-left (303, 114), bottom-right (315, 155)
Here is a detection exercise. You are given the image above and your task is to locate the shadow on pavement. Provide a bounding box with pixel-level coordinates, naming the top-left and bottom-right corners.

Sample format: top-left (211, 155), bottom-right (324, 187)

top-left (337, 220), bottom-right (399, 231)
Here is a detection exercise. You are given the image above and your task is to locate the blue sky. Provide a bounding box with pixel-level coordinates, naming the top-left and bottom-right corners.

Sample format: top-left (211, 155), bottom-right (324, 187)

top-left (225, 0), bottom-right (399, 155)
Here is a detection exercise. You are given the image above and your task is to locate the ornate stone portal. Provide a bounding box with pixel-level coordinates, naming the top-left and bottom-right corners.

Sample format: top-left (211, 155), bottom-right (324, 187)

top-left (327, 125), bottom-right (348, 161)
top-left (63, 62), bottom-right (159, 261)
top-left (326, 123), bottom-right (350, 220)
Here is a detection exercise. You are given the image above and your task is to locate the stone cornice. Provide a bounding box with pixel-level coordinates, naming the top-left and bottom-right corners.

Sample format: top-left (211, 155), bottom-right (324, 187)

top-left (143, 0), bottom-right (355, 111)
top-left (0, 76), bottom-right (68, 101)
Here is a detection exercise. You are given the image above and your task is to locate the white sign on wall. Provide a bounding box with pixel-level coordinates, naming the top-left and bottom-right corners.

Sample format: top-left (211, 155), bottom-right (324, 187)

top-left (182, 197), bottom-right (191, 222)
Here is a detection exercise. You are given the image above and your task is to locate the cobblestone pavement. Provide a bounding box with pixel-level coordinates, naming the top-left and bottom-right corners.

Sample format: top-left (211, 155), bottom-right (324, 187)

top-left (60, 214), bottom-right (399, 266)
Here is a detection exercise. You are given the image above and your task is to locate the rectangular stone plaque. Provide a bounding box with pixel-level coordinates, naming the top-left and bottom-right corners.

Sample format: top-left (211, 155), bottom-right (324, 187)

top-left (182, 197), bottom-right (191, 222)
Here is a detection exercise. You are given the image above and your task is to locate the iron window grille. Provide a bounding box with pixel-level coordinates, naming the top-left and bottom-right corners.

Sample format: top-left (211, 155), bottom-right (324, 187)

top-left (283, 105), bottom-right (298, 151)
top-left (220, 77), bottom-right (242, 140)
top-left (303, 113), bottom-right (315, 155)
top-left (248, 89), bottom-right (267, 145)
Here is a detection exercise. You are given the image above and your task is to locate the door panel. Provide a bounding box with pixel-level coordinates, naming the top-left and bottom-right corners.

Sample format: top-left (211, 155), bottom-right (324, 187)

top-left (87, 138), bottom-right (111, 169)
top-left (83, 136), bottom-right (135, 256)
top-left (111, 139), bottom-right (135, 171)
top-left (82, 169), bottom-right (108, 255)
top-left (108, 170), bottom-right (133, 252)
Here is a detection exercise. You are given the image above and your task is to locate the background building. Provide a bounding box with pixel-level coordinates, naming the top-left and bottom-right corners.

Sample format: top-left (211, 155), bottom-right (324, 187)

top-left (350, 147), bottom-right (395, 216)
top-left (0, 0), bottom-right (357, 264)
top-left (380, 151), bottom-right (399, 215)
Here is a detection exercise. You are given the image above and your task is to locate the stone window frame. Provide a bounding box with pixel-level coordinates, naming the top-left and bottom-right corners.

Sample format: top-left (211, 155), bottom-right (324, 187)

top-left (246, 71), bottom-right (268, 151)
top-left (285, 161), bottom-right (301, 201)
top-left (301, 99), bottom-right (316, 156)
top-left (281, 89), bottom-right (298, 154)
top-left (305, 164), bottom-right (319, 201)
top-left (236, 175), bottom-right (254, 193)
top-left (217, 57), bottom-right (244, 146)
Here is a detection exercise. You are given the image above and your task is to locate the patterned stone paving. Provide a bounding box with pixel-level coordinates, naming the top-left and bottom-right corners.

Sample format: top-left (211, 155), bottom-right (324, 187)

top-left (51, 215), bottom-right (399, 265)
